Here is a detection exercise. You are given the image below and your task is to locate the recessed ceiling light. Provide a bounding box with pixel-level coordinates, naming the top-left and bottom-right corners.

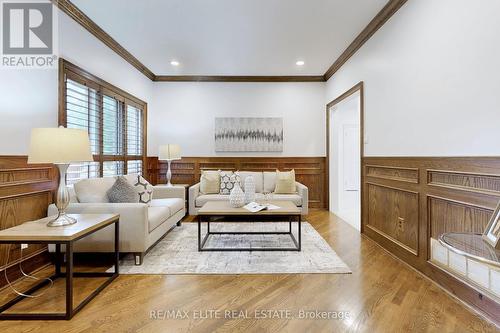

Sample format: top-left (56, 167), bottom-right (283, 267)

top-left (296, 60), bottom-right (305, 66)
top-left (170, 60), bottom-right (180, 66)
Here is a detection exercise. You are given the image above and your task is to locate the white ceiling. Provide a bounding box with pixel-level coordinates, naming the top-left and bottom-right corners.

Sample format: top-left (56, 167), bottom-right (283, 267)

top-left (71, 0), bottom-right (388, 76)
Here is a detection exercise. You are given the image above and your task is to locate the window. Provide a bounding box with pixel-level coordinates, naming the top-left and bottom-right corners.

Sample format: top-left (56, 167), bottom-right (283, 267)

top-left (60, 60), bottom-right (147, 185)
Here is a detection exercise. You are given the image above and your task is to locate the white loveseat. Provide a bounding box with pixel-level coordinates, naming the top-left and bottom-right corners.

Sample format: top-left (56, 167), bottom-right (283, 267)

top-left (48, 177), bottom-right (185, 265)
top-left (189, 171), bottom-right (308, 216)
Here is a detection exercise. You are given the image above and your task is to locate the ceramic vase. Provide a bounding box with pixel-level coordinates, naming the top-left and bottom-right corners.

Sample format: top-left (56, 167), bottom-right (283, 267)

top-left (244, 176), bottom-right (256, 204)
top-left (229, 183), bottom-right (245, 207)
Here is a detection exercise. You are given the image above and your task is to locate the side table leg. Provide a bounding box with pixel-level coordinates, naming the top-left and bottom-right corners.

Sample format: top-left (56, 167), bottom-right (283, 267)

top-left (115, 220), bottom-right (120, 274)
top-left (66, 241), bottom-right (74, 319)
top-left (55, 243), bottom-right (61, 276)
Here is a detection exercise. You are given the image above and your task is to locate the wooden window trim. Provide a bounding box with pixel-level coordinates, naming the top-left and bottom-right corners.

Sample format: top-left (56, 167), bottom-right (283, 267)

top-left (59, 58), bottom-right (148, 177)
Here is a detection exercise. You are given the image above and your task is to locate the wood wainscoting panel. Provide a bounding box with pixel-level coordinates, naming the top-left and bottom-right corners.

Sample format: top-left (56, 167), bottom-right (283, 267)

top-left (366, 183), bottom-right (419, 255)
top-left (147, 157), bottom-right (326, 208)
top-left (362, 156), bottom-right (500, 323)
top-left (0, 156), bottom-right (57, 288)
top-left (428, 196), bottom-right (493, 239)
top-left (428, 169), bottom-right (500, 196)
top-left (365, 164), bottom-right (419, 183)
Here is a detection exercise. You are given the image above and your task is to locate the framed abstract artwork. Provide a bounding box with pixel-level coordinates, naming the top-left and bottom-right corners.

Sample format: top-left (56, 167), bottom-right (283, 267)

top-left (214, 117), bottom-right (283, 152)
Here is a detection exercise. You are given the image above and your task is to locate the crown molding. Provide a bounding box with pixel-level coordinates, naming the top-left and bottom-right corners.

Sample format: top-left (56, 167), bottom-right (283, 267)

top-left (323, 0), bottom-right (407, 81)
top-left (154, 75), bottom-right (325, 82)
top-left (53, 0), bottom-right (156, 81)
top-left (55, 0), bottom-right (406, 83)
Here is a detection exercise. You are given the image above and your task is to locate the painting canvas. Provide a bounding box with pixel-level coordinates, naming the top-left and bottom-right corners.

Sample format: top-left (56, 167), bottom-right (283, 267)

top-left (215, 117), bottom-right (283, 152)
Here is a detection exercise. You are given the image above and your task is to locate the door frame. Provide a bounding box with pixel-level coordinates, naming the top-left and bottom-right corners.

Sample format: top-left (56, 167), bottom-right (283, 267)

top-left (325, 81), bottom-right (364, 232)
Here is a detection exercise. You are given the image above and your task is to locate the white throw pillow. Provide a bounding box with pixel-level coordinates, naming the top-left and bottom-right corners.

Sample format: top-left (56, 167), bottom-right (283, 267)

top-left (74, 177), bottom-right (116, 203)
top-left (219, 171), bottom-right (241, 195)
top-left (274, 169), bottom-right (296, 194)
top-left (200, 170), bottom-right (221, 194)
top-left (125, 174), bottom-right (154, 205)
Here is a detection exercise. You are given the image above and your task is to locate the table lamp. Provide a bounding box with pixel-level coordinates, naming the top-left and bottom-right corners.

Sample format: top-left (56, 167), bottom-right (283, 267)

top-left (158, 144), bottom-right (181, 186)
top-left (28, 127), bottom-right (93, 227)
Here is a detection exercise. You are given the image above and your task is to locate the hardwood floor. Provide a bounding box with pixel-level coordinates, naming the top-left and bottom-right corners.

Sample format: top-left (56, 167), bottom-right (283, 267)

top-left (0, 210), bottom-right (497, 332)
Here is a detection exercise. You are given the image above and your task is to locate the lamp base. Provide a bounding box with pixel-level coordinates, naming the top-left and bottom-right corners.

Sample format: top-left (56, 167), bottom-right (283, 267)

top-left (47, 213), bottom-right (77, 227)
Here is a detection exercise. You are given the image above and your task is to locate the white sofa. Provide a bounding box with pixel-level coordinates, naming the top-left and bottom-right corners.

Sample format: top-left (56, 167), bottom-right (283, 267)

top-left (189, 171), bottom-right (308, 216)
top-left (48, 178), bottom-right (185, 265)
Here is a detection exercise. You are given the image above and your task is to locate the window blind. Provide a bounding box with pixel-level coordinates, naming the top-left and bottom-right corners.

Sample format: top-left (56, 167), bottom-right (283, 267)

top-left (62, 63), bottom-right (146, 184)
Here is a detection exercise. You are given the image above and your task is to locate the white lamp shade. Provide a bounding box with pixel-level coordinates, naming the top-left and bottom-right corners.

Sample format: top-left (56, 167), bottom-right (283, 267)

top-left (28, 127), bottom-right (94, 164)
top-left (159, 144), bottom-right (181, 160)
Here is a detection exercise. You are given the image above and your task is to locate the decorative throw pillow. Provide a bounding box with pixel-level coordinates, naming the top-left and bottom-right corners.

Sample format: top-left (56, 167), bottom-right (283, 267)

top-left (129, 175), bottom-right (154, 205)
top-left (200, 170), bottom-right (221, 194)
top-left (107, 176), bottom-right (138, 203)
top-left (274, 169), bottom-right (296, 194)
top-left (219, 171), bottom-right (241, 195)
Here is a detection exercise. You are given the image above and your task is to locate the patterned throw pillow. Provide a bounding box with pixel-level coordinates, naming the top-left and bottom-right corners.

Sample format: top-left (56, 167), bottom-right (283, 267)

top-left (129, 175), bottom-right (154, 205)
top-left (107, 176), bottom-right (138, 203)
top-left (219, 171), bottom-right (241, 195)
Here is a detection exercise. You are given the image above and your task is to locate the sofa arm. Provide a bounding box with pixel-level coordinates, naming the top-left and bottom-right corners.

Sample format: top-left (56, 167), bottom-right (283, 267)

top-left (48, 202), bottom-right (149, 250)
top-left (296, 182), bottom-right (309, 216)
top-left (189, 183), bottom-right (201, 215)
top-left (153, 185), bottom-right (185, 200)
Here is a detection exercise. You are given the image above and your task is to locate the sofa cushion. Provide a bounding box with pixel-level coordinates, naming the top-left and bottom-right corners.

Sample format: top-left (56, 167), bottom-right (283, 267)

top-left (237, 171), bottom-right (263, 193)
top-left (254, 193), bottom-right (302, 206)
top-left (107, 176), bottom-right (138, 203)
top-left (263, 172), bottom-right (276, 193)
top-left (275, 169), bottom-right (296, 194)
top-left (200, 170), bottom-right (220, 194)
top-left (148, 205), bottom-right (171, 232)
top-left (74, 177), bottom-right (116, 203)
top-left (150, 198), bottom-right (184, 214)
top-left (196, 194), bottom-right (229, 207)
top-left (148, 198), bottom-right (184, 232)
top-left (219, 171), bottom-right (241, 195)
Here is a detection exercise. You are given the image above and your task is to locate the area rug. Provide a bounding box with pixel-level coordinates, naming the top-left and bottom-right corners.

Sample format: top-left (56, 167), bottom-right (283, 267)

top-left (114, 222), bottom-right (351, 274)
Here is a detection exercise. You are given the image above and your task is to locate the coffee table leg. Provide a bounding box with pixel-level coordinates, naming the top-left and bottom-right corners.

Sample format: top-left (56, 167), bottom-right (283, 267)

top-left (198, 215), bottom-right (201, 251)
top-left (298, 215), bottom-right (301, 251)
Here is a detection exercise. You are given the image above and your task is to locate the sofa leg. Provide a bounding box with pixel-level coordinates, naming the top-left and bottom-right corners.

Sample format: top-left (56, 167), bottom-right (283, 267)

top-left (134, 253), bottom-right (144, 265)
top-left (176, 220), bottom-right (182, 227)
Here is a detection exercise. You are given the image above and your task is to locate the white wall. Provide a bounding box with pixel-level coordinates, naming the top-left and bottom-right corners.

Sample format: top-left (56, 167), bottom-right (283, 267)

top-left (326, 0), bottom-right (500, 156)
top-left (149, 82), bottom-right (325, 156)
top-left (0, 8), bottom-right (153, 155)
top-left (329, 92), bottom-right (360, 229)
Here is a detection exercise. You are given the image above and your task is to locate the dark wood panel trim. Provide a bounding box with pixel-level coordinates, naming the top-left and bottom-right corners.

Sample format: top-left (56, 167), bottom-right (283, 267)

top-left (428, 169), bottom-right (500, 196)
top-left (323, 0), bottom-right (408, 80)
top-left (0, 189), bottom-right (53, 201)
top-left (53, 0), bottom-right (155, 80)
top-left (154, 76), bottom-right (325, 82)
top-left (426, 194), bottom-right (495, 213)
top-left (366, 182), bottom-right (419, 255)
top-left (366, 164), bottom-right (419, 183)
top-left (362, 156), bottom-right (500, 325)
top-left (0, 156), bottom-right (57, 289)
top-left (365, 224), bottom-right (418, 256)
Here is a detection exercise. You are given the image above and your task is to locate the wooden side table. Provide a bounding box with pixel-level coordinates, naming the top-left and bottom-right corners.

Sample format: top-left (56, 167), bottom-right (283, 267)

top-left (0, 214), bottom-right (119, 320)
